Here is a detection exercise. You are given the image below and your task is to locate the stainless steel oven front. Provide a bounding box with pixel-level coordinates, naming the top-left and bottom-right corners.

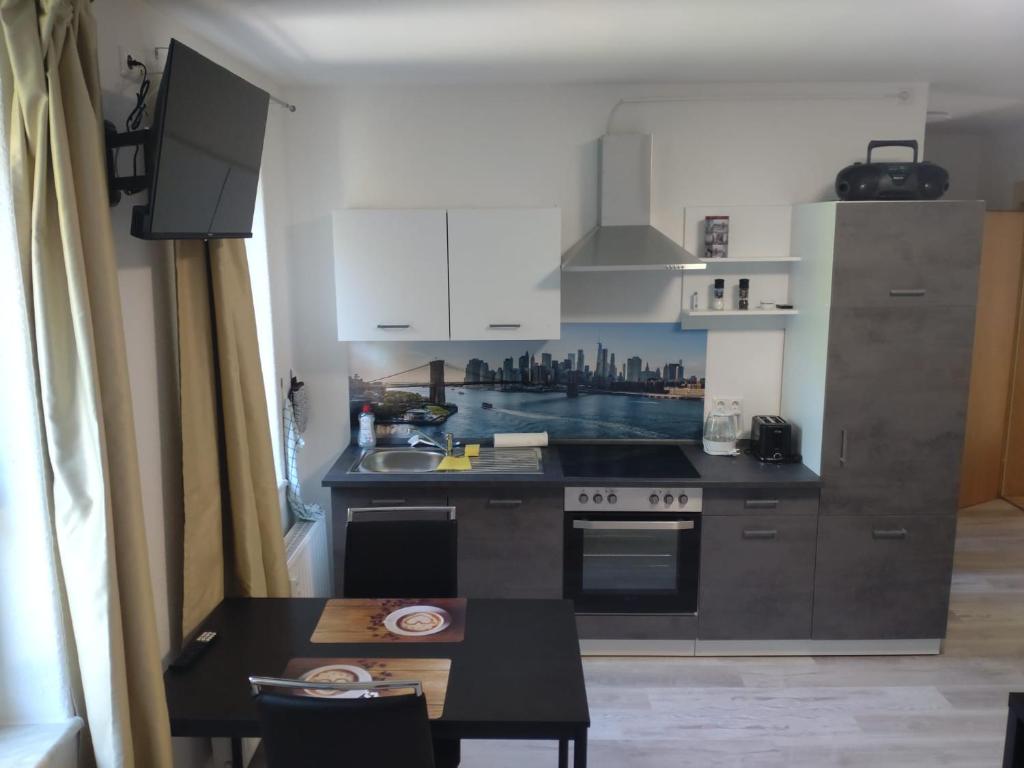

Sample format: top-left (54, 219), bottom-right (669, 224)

top-left (563, 487), bottom-right (702, 614)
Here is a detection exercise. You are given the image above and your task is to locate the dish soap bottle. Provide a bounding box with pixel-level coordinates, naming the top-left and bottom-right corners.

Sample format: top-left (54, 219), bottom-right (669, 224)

top-left (358, 404), bottom-right (376, 449)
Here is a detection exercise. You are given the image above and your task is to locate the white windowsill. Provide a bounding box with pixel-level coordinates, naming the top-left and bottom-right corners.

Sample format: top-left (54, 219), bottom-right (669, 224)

top-left (0, 718), bottom-right (82, 768)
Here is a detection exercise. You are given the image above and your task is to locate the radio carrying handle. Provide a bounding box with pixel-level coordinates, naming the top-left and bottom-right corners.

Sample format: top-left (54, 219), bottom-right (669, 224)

top-left (866, 139), bottom-right (919, 164)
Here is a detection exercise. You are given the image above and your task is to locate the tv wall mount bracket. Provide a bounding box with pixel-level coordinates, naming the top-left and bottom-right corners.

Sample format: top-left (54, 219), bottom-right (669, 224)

top-left (104, 120), bottom-right (150, 206)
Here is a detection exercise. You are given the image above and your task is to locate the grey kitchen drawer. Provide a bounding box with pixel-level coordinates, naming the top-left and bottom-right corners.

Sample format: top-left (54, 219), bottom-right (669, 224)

top-left (452, 489), bottom-right (563, 599)
top-left (699, 514), bottom-right (817, 640)
top-left (576, 613), bottom-right (698, 640)
top-left (831, 201), bottom-right (983, 309)
top-left (703, 488), bottom-right (819, 516)
top-left (811, 514), bottom-right (957, 640)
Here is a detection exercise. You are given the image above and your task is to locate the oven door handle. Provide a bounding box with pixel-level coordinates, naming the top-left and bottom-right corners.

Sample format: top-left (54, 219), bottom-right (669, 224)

top-left (572, 520), bottom-right (695, 531)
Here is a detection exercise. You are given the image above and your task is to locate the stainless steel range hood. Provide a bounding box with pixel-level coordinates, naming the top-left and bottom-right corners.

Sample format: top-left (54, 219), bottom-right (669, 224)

top-left (562, 133), bottom-right (706, 272)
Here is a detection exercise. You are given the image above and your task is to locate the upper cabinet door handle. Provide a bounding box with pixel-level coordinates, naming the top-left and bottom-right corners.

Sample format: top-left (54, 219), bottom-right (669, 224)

top-left (839, 429), bottom-right (848, 466)
top-left (376, 323), bottom-right (411, 329)
top-left (488, 324), bottom-right (522, 329)
top-left (889, 288), bottom-right (927, 297)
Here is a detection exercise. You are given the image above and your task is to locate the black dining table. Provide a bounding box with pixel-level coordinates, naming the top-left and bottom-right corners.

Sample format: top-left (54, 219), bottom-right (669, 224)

top-left (164, 597), bottom-right (591, 767)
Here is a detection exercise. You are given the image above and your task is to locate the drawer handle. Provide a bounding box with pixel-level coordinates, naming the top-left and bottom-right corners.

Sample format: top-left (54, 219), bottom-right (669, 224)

top-left (839, 429), bottom-right (848, 467)
top-left (487, 499), bottom-right (523, 508)
top-left (370, 499), bottom-right (407, 506)
top-left (889, 288), bottom-right (927, 297)
top-left (743, 529), bottom-right (778, 540)
top-left (744, 499), bottom-right (779, 509)
top-left (377, 324), bottom-right (411, 329)
top-left (872, 528), bottom-right (908, 540)
top-left (348, 506), bottom-right (456, 522)
top-left (488, 324), bottom-right (522, 329)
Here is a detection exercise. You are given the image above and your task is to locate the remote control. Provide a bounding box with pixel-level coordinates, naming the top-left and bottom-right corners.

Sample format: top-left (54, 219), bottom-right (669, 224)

top-left (170, 630), bottom-right (218, 671)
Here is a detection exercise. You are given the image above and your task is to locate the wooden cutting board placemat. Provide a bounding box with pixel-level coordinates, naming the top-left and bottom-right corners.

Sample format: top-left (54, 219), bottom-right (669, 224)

top-left (311, 598), bottom-right (467, 643)
top-left (281, 657), bottom-right (451, 719)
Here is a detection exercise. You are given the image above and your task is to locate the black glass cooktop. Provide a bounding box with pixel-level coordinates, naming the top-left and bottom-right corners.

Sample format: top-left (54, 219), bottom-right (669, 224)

top-left (557, 444), bottom-right (700, 480)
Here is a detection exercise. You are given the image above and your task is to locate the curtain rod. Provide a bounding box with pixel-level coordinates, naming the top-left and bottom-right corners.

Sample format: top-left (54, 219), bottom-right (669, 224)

top-left (269, 93), bottom-right (297, 113)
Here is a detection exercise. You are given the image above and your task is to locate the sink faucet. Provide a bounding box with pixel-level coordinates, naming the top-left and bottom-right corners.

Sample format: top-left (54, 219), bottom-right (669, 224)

top-left (407, 431), bottom-right (455, 456)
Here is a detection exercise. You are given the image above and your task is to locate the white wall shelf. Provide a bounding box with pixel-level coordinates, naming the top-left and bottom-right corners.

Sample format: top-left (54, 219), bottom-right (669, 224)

top-left (683, 309), bottom-right (799, 317)
top-left (698, 257), bottom-right (801, 264)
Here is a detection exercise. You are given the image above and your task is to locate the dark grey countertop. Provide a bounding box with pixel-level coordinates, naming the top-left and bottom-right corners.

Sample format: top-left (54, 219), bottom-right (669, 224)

top-left (322, 444), bottom-right (822, 490)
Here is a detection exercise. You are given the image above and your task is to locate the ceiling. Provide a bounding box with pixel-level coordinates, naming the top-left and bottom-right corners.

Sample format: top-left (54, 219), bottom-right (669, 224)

top-left (155, 0), bottom-right (1024, 120)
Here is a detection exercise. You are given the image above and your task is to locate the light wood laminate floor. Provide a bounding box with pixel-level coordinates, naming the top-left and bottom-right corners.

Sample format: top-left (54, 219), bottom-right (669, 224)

top-left (463, 500), bottom-right (1024, 767)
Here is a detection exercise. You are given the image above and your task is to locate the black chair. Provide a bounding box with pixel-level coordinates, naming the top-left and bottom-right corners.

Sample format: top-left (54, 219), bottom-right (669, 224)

top-left (343, 507), bottom-right (458, 598)
top-left (250, 676), bottom-right (435, 768)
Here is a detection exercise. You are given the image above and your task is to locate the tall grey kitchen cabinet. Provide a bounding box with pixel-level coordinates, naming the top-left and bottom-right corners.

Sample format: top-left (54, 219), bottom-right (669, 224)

top-left (781, 201), bottom-right (984, 645)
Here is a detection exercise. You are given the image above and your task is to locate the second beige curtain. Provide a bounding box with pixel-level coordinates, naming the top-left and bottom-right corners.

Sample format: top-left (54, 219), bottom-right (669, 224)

top-left (175, 238), bottom-right (290, 635)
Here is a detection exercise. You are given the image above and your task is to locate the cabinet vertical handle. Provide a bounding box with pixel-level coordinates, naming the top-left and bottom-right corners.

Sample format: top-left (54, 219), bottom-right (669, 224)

top-left (839, 429), bottom-right (848, 466)
top-left (742, 529), bottom-right (778, 540)
top-left (872, 528), bottom-right (908, 540)
top-left (889, 288), bottom-right (927, 297)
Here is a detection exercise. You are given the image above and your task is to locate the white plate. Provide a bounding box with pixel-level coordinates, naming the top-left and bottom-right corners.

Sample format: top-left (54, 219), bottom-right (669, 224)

top-left (383, 605), bottom-right (452, 637)
top-left (300, 664), bottom-right (373, 698)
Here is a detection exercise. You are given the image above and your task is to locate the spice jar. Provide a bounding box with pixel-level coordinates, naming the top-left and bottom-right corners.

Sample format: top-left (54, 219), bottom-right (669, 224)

top-left (713, 279), bottom-right (725, 310)
top-left (738, 278), bottom-right (749, 310)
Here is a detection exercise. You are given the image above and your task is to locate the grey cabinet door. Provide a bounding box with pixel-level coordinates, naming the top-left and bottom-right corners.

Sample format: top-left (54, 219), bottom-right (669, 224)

top-left (819, 304), bottom-right (975, 515)
top-left (699, 514), bottom-right (818, 640)
top-left (330, 489), bottom-right (449, 596)
top-left (812, 514), bottom-right (956, 639)
top-left (453, 490), bottom-right (563, 599)
top-left (831, 201), bottom-right (983, 309)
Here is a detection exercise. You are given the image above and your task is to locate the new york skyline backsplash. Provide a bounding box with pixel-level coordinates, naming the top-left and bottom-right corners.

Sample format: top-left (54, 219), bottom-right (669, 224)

top-left (348, 323), bottom-right (708, 441)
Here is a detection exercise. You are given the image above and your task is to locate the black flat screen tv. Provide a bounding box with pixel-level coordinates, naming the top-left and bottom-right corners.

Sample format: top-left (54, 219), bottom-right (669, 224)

top-left (131, 39), bottom-right (270, 240)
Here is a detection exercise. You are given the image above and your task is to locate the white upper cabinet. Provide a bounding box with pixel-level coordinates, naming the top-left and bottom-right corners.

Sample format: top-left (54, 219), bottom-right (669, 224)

top-left (333, 209), bottom-right (450, 341)
top-left (446, 207), bottom-right (561, 341)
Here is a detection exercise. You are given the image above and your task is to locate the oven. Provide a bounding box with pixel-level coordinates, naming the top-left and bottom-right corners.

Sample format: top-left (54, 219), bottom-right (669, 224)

top-left (563, 487), bottom-right (702, 614)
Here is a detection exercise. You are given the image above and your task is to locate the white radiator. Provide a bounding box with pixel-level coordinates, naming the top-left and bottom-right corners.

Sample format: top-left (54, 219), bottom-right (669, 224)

top-left (284, 518), bottom-right (331, 597)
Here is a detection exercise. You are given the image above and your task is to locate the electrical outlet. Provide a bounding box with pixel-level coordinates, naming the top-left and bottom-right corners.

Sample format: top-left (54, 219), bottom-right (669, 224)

top-left (118, 45), bottom-right (145, 80)
top-left (711, 396), bottom-right (743, 415)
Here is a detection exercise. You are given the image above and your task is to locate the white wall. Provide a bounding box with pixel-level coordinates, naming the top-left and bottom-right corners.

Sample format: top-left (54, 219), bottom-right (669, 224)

top-left (923, 130), bottom-right (983, 201)
top-left (926, 123), bottom-right (1024, 210)
top-left (93, 1), bottom-right (294, 764)
top-left (281, 81), bottom-right (927, 465)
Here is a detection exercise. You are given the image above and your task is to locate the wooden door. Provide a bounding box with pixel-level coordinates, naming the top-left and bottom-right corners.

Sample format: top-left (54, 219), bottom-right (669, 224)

top-left (960, 212), bottom-right (1024, 506)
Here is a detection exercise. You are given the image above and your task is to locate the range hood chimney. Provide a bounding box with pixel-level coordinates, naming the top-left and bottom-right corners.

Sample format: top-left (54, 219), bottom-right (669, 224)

top-left (562, 133), bottom-right (705, 272)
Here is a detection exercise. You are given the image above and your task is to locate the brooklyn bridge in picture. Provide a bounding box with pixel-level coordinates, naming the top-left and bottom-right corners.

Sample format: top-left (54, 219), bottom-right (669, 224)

top-left (349, 323), bottom-right (708, 441)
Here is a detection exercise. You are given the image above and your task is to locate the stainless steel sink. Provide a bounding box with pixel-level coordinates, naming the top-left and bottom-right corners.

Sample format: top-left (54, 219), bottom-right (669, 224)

top-left (351, 446), bottom-right (543, 474)
top-left (355, 449), bottom-right (445, 473)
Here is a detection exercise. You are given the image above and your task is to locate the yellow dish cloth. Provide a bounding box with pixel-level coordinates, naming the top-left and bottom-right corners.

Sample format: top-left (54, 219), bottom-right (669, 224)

top-left (437, 455), bottom-right (472, 471)
top-left (464, 444), bottom-right (481, 457)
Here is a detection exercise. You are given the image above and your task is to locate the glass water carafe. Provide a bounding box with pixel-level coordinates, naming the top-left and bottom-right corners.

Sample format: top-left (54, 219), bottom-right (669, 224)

top-left (703, 406), bottom-right (739, 456)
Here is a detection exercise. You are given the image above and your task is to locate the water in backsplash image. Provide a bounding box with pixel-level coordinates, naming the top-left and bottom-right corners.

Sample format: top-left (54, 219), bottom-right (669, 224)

top-left (349, 324), bottom-right (707, 441)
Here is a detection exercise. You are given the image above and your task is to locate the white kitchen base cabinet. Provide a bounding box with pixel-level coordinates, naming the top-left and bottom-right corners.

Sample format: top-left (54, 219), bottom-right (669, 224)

top-left (333, 209), bottom-right (450, 341)
top-left (447, 208), bottom-right (561, 340)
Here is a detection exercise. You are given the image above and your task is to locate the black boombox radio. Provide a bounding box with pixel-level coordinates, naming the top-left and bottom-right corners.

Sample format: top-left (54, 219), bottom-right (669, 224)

top-left (835, 140), bottom-right (949, 201)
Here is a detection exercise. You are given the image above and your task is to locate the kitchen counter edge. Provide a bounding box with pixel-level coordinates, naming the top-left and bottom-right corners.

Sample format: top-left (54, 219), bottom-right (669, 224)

top-left (322, 445), bottom-right (822, 489)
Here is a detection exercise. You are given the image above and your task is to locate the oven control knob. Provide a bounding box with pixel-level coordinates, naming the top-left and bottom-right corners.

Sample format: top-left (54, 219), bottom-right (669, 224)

top-left (678, 494), bottom-right (688, 506)
top-left (593, 493), bottom-right (603, 504)
top-left (663, 494), bottom-right (674, 505)
top-left (578, 493), bottom-right (589, 504)
top-left (607, 493), bottom-right (617, 505)
top-left (649, 494), bottom-right (660, 505)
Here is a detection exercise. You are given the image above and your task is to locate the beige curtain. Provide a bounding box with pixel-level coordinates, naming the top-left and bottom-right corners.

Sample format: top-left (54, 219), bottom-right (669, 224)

top-left (176, 238), bottom-right (290, 635)
top-left (0, 0), bottom-right (172, 766)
